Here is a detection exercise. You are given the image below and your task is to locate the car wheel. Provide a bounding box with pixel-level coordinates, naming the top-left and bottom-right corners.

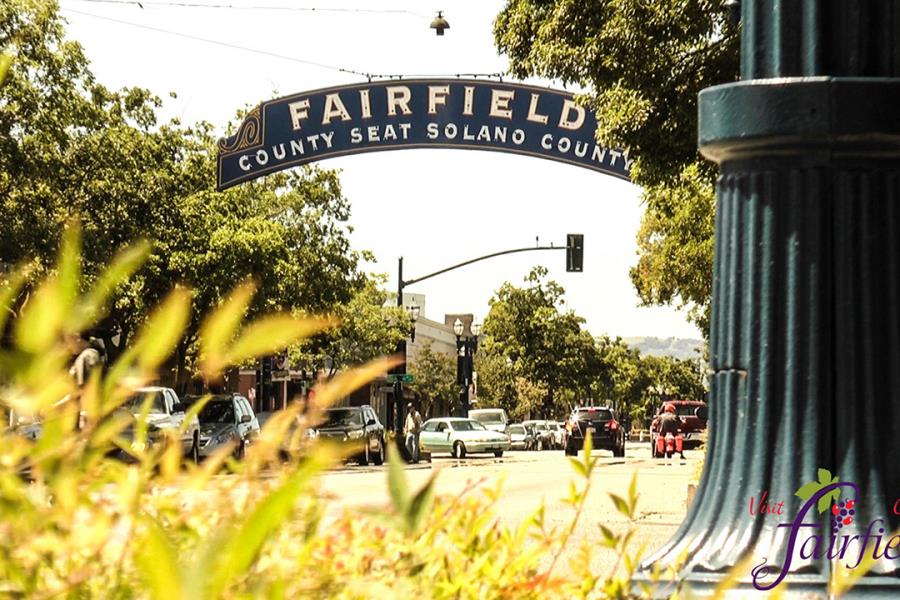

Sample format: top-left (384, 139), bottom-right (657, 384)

top-left (190, 433), bottom-right (200, 464)
top-left (359, 440), bottom-right (370, 466)
top-left (614, 443), bottom-right (625, 458)
top-left (494, 450), bottom-right (503, 458)
top-left (373, 438), bottom-right (384, 466)
top-left (452, 441), bottom-right (466, 459)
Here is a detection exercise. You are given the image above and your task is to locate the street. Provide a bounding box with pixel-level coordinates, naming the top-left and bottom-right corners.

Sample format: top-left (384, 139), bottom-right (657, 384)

top-left (317, 440), bottom-right (702, 576)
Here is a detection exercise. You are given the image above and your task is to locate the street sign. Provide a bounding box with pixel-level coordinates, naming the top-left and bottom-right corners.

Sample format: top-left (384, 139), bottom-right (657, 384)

top-left (216, 79), bottom-right (633, 191)
top-left (386, 374), bottom-right (415, 383)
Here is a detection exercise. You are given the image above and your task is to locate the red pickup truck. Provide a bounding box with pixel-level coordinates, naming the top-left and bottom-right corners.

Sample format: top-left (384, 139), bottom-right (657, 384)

top-left (649, 400), bottom-right (708, 458)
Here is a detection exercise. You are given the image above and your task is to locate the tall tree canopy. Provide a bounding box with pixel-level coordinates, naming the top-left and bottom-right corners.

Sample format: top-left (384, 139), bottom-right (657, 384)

top-left (480, 266), bottom-right (601, 417)
top-left (474, 269), bottom-right (708, 422)
top-left (408, 342), bottom-right (458, 418)
top-left (494, 0), bottom-right (740, 333)
top-left (0, 0), bottom-right (405, 386)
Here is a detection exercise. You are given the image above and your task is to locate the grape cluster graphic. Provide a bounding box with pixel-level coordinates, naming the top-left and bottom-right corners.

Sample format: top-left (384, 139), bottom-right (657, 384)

top-left (831, 498), bottom-right (855, 533)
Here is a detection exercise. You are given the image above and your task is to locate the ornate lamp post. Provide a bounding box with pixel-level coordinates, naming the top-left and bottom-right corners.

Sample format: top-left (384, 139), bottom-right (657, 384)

top-left (641, 1), bottom-right (900, 596)
top-left (454, 319), bottom-right (481, 417)
top-left (392, 304), bottom-right (420, 448)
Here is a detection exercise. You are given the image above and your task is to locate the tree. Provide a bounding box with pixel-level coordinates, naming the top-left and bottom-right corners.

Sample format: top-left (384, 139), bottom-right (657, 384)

top-left (510, 376), bottom-right (548, 421)
top-left (0, 1), bottom-right (403, 387)
top-left (473, 343), bottom-right (517, 415)
top-left (593, 336), bottom-right (649, 423)
top-left (639, 353), bottom-right (708, 420)
top-left (494, 1), bottom-right (740, 333)
top-left (592, 336), bottom-right (707, 426)
top-left (481, 267), bottom-right (601, 417)
top-left (408, 342), bottom-right (457, 418)
top-left (295, 275), bottom-right (409, 372)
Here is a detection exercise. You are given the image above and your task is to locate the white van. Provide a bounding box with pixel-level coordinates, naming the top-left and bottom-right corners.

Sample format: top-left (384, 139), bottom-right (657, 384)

top-left (468, 408), bottom-right (509, 435)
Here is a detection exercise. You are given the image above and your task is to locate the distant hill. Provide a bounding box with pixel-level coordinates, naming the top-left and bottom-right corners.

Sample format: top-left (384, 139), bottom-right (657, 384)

top-left (623, 337), bottom-right (705, 361)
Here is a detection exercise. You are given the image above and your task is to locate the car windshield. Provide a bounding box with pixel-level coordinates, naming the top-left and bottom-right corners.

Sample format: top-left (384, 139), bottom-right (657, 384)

top-left (548, 423), bottom-right (560, 431)
top-left (122, 391), bottom-right (166, 413)
top-left (198, 401), bottom-right (235, 424)
top-left (508, 425), bottom-right (525, 435)
top-left (575, 409), bottom-right (613, 421)
top-left (470, 411), bottom-right (503, 424)
top-left (323, 408), bottom-right (363, 427)
top-left (451, 420), bottom-right (486, 432)
top-left (676, 405), bottom-right (700, 417)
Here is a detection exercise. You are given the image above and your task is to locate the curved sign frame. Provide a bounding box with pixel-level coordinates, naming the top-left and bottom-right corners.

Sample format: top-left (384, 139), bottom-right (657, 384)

top-left (217, 79), bottom-right (632, 190)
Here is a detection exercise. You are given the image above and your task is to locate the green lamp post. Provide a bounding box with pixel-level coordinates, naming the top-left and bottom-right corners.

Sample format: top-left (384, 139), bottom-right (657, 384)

top-left (642, 1), bottom-right (900, 596)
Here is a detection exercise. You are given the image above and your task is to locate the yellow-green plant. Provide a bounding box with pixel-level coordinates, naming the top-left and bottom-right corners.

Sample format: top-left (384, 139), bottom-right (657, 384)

top-left (0, 227), bottom-right (670, 599)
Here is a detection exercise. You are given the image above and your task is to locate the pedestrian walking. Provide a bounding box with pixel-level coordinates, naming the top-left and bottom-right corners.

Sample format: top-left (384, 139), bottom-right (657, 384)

top-left (404, 402), bottom-right (423, 463)
top-left (69, 337), bottom-right (105, 387)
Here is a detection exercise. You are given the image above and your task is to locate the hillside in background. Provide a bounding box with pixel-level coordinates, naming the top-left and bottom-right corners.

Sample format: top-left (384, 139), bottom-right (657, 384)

top-left (624, 337), bottom-right (705, 361)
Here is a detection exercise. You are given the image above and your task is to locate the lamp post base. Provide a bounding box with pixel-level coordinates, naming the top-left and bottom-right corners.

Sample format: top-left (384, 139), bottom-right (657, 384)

top-left (637, 78), bottom-right (900, 597)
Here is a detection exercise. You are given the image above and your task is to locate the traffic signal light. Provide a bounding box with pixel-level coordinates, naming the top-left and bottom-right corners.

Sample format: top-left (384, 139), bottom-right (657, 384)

top-left (261, 356), bottom-right (273, 384)
top-left (566, 234), bottom-right (584, 272)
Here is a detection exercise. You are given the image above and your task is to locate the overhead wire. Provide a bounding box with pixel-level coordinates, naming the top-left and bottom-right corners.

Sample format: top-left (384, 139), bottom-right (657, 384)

top-left (62, 7), bottom-right (507, 81)
top-left (66, 0), bottom-right (432, 19)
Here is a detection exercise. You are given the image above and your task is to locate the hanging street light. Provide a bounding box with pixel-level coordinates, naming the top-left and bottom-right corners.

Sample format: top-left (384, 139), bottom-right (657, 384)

top-left (430, 11), bottom-right (449, 36)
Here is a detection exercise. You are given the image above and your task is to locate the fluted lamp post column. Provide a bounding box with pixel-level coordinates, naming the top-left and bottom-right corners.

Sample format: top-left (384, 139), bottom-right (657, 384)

top-left (641, 1), bottom-right (900, 597)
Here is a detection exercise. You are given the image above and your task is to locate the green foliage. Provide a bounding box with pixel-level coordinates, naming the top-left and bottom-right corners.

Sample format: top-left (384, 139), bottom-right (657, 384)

top-left (289, 274), bottom-right (410, 378)
top-left (595, 336), bottom-right (707, 425)
top-left (475, 269), bottom-right (707, 422)
top-left (1, 232), bottom-right (687, 598)
top-left (494, 1), bottom-right (739, 333)
top-left (630, 164), bottom-right (715, 332)
top-left (795, 468), bottom-right (841, 515)
top-left (408, 341), bottom-right (457, 417)
top-left (480, 266), bottom-right (601, 417)
top-left (0, 0), bottom-right (406, 386)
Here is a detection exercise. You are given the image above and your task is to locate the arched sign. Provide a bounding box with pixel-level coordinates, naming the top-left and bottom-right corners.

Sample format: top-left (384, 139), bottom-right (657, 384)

top-left (217, 79), bottom-right (633, 190)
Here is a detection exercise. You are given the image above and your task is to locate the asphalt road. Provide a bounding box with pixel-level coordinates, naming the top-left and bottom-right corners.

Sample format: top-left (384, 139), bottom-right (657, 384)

top-left (317, 440), bottom-right (703, 577)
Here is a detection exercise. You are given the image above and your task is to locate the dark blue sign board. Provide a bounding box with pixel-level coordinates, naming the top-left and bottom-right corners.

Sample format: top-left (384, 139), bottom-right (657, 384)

top-left (217, 79), bottom-right (632, 190)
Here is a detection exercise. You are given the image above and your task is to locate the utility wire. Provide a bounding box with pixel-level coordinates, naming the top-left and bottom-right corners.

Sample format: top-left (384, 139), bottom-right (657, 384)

top-left (66, 0), bottom-right (431, 18)
top-left (63, 7), bottom-right (506, 81)
top-left (64, 7), bottom-right (365, 75)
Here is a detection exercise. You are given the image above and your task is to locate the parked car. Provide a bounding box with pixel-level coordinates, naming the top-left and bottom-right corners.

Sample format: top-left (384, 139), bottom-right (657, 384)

top-left (10, 387), bottom-right (201, 463)
top-left (184, 393), bottom-right (259, 459)
top-left (506, 423), bottom-right (535, 451)
top-left (547, 421), bottom-right (564, 449)
top-left (255, 410), bottom-right (317, 459)
top-left (312, 405), bottom-right (385, 466)
top-left (563, 406), bottom-right (625, 457)
top-left (649, 400), bottom-right (708, 457)
top-left (420, 417), bottom-right (510, 458)
top-left (523, 420), bottom-right (554, 450)
top-left (467, 408), bottom-right (509, 435)
top-left (119, 387), bottom-right (201, 462)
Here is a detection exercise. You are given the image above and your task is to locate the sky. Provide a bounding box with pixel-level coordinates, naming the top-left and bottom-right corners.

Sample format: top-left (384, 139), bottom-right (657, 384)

top-left (59, 0), bottom-right (702, 341)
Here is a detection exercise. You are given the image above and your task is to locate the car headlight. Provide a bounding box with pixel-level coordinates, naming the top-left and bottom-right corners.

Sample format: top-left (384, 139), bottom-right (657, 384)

top-left (347, 430), bottom-right (364, 440)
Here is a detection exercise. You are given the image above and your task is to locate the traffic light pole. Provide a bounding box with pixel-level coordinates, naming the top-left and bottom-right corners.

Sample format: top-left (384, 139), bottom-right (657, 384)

top-left (392, 240), bottom-right (579, 456)
top-left (399, 244), bottom-right (568, 290)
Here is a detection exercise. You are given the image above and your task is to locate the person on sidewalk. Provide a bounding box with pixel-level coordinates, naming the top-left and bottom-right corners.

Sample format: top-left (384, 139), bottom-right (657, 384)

top-left (69, 337), bottom-right (105, 387)
top-left (404, 402), bottom-right (423, 463)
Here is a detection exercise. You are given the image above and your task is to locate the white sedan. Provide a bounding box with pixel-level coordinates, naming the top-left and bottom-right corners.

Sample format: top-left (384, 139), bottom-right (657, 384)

top-left (419, 418), bottom-right (510, 459)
